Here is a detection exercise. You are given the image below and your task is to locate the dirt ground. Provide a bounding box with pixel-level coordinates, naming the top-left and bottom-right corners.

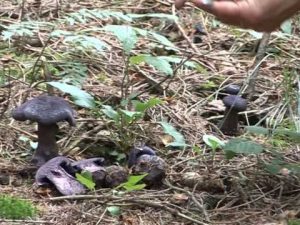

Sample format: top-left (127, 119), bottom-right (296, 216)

top-left (0, 0), bottom-right (300, 224)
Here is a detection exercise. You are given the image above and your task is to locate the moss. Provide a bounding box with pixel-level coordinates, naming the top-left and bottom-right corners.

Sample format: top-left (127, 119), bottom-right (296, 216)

top-left (0, 195), bottom-right (37, 219)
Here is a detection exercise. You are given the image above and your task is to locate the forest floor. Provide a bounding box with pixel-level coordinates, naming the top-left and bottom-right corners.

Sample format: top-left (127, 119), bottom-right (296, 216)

top-left (0, 0), bottom-right (300, 224)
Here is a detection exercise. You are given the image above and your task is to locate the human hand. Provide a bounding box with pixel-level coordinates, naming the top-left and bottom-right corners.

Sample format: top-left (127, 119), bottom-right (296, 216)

top-left (175, 0), bottom-right (300, 32)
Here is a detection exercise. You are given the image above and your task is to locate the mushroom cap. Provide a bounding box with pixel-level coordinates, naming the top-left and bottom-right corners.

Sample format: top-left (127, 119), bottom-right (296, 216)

top-left (128, 146), bottom-right (156, 168)
top-left (12, 95), bottom-right (76, 126)
top-left (71, 158), bottom-right (106, 187)
top-left (71, 158), bottom-right (105, 172)
top-left (35, 156), bottom-right (86, 196)
top-left (222, 95), bottom-right (247, 112)
top-left (104, 165), bottom-right (128, 188)
top-left (224, 84), bottom-right (240, 95)
top-left (35, 156), bottom-right (74, 185)
top-left (132, 155), bottom-right (166, 187)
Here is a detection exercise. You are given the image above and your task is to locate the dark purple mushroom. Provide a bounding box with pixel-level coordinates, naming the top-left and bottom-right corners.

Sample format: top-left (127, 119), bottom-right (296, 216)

top-left (224, 84), bottom-right (241, 95)
top-left (128, 146), bottom-right (166, 187)
top-left (35, 156), bottom-right (86, 196)
top-left (128, 146), bottom-right (156, 168)
top-left (219, 95), bottom-right (247, 135)
top-left (104, 165), bottom-right (128, 188)
top-left (71, 158), bottom-right (106, 187)
top-left (12, 95), bottom-right (76, 166)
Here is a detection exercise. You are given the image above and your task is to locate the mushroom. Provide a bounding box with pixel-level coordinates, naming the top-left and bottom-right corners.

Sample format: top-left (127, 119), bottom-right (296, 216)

top-left (71, 158), bottom-right (106, 187)
top-left (12, 95), bottom-right (76, 166)
top-left (224, 84), bottom-right (241, 95)
top-left (128, 146), bottom-right (156, 168)
top-left (128, 146), bottom-right (166, 187)
top-left (104, 165), bottom-right (128, 188)
top-left (35, 156), bottom-right (86, 196)
top-left (219, 95), bottom-right (247, 135)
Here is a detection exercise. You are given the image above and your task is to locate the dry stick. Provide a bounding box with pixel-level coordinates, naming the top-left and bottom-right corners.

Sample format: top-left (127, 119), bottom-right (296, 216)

top-left (0, 66), bottom-right (12, 119)
top-left (172, 4), bottom-right (200, 54)
top-left (26, 28), bottom-right (55, 99)
top-left (19, 0), bottom-right (26, 21)
top-left (0, 123), bottom-right (37, 139)
top-left (0, 219), bottom-right (53, 224)
top-left (246, 33), bottom-right (271, 99)
top-left (164, 180), bottom-right (211, 222)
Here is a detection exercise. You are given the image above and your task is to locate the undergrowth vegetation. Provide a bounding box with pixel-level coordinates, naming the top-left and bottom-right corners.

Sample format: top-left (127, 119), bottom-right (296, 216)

top-left (0, 0), bottom-right (300, 224)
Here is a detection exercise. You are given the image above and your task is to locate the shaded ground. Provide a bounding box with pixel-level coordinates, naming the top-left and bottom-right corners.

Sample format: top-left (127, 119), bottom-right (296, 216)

top-left (0, 0), bottom-right (300, 224)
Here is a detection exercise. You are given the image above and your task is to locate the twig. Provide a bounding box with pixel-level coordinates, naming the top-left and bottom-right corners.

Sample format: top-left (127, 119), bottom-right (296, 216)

top-left (0, 123), bottom-right (37, 139)
top-left (0, 219), bottom-right (53, 224)
top-left (172, 5), bottom-right (200, 54)
top-left (245, 32), bottom-right (271, 98)
top-left (19, 0), bottom-right (26, 21)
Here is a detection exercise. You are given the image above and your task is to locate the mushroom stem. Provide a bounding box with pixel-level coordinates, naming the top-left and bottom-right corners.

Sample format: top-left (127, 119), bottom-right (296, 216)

top-left (32, 123), bottom-right (59, 166)
top-left (219, 109), bottom-right (239, 135)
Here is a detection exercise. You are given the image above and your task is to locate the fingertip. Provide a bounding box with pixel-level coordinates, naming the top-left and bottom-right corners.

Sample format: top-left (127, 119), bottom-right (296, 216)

top-left (175, 0), bottom-right (187, 9)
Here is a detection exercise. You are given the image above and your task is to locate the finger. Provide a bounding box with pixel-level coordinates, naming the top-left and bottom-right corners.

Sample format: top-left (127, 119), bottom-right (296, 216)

top-left (175, 0), bottom-right (188, 9)
top-left (191, 0), bottom-right (241, 16)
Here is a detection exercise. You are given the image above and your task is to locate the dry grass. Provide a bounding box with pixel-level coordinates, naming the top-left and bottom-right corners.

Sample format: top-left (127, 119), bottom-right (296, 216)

top-left (0, 0), bottom-right (300, 224)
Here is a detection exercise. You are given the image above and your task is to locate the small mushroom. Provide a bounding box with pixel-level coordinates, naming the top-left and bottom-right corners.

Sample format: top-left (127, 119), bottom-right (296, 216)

top-left (224, 84), bottom-right (241, 95)
top-left (219, 95), bottom-right (247, 135)
top-left (71, 158), bottom-right (106, 187)
top-left (128, 146), bottom-right (166, 187)
top-left (128, 146), bottom-right (156, 168)
top-left (35, 156), bottom-right (86, 196)
top-left (104, 165), bottom-right (128, 188)
top-left (12, 95), bottom-right (76, 166)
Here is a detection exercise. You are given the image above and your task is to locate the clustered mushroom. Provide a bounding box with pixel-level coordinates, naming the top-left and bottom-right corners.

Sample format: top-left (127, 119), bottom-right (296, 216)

top-left (12, 94), bottom-right (76, 166)
top-left (12, 94), bottom-right (167, 196)
top-left (34, 145), bottom-right (166, 195)
top-left (35, 156), bottom-right (129, 195)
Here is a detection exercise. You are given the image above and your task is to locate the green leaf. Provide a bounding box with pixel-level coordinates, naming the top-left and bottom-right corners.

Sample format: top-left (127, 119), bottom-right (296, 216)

top-left (130, 55), bottom-right (173, 76)
top-left (159, 122), bottom-right (187, 147)
top-left (126, 174), bottom-right (148, 186)
top-left (288, 219), bottom-right (300, 225)
top-left (64, 9), bottom-right (132, 25)
top-left (107, 206), bottom-right (121, 216)
top-left (223, 138), bottom-right (264, 159)
top-left (237, 29), bottom-right (263, 39)
top-left (280, 19), bottom-right (292, 34)
top-left (158, 56), bottom-right (197, 68)
top-left (273, 129), bottom-right (300, 142)
top-left (203, 134), bottom-right (224, 151)
top-left (245, 126), bottom-right (270, 135)
top-left (47, 81), bottom-right (95, 109)
top-left (116, 174), bottom-right (147, 191)
top-left (122, 184), bottom-right (146, 191)
top-left (75, 171), bottom-right (95, 191)
top-left (103, 25), bottom-right (137, 54)
top-left (63, 35), bottom-right (109, 52)
top-left (102, 105), bottom-right (119, 121)
top-left (132, 98), bottom-right (162, 112)
top-left (119, 109), bottom-right (143, 124)
top-left (50, 30), bottom-right (73, 37)
top-left (148, 31), bottom-right (177, 50)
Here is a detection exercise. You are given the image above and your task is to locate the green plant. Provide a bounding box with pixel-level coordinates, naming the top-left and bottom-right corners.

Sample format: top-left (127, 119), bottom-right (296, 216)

top-left (116, 174), bottom-right (148, 192)
top-left (101, 98), bottom-right (162, 151)
top-left (0, 195), bottom-right (37, 219)
top-left (76, 171), bottom-right (96, 191)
